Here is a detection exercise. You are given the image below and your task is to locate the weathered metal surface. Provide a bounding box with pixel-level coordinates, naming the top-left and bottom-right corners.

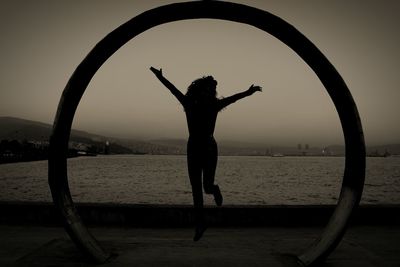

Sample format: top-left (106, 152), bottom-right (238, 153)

top-left (48, 1), bottom-right (365, 265)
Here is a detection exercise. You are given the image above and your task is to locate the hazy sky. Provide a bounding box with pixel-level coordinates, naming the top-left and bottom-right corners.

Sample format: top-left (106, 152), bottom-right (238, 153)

top-left (1, 0), bottom-right (399, 146)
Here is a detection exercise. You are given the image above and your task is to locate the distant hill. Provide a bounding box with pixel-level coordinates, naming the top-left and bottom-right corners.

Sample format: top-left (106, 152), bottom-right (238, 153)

top-left (0, 117), bottom-right (132, 154)
top-left (0, 116), bottom-right (103, 143)
top-left (0, 117), bottom-right (186, 155)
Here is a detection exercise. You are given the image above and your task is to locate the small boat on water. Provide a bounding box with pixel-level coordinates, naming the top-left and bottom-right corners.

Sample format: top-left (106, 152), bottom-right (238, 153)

top-left (77, 151), bottom-right (97, 157)
top-left (271, 153), bottom-right (285, 157)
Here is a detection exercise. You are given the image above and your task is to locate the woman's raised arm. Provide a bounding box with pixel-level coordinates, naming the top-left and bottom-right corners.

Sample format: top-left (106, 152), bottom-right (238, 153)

top-left (150, 67), bottom-right (186, 105)
top-left (218, 84), bottom-right (262, 110)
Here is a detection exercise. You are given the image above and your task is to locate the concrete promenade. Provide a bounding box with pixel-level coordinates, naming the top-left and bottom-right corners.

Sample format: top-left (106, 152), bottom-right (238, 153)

top-left (0, 203), bottom-right (399, 266)
top-left (1, 225), bottom-right (399, 266)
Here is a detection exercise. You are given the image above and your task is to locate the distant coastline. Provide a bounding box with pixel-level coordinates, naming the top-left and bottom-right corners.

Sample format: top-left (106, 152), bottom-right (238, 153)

top-left (1, 116), bottom-right (399, 164)
top-left (1, 152), bottom-right (396, 165)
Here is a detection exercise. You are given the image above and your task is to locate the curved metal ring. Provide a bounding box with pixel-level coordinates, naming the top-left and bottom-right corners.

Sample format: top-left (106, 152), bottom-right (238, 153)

top-left (48, 1), bottom-right (365, 266)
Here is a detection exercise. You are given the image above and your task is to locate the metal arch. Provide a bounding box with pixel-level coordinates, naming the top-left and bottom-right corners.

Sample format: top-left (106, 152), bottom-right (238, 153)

top-left (48, 1), bottom-right (366, 265)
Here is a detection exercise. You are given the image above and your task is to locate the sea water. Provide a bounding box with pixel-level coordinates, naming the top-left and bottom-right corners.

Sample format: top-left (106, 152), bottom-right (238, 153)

top-left (0, 155), bottom-right (399, 205)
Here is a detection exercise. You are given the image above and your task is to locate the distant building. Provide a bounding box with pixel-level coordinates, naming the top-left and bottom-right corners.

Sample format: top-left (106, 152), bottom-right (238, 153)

top-left (104, 141), bottom-right (110, 155)
top-left (297, 144), bottom-right (302, 150)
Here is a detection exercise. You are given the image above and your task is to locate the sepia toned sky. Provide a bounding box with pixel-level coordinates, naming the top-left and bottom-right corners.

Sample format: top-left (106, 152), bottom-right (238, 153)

top-left (0, 0), bottom-right (399, 146)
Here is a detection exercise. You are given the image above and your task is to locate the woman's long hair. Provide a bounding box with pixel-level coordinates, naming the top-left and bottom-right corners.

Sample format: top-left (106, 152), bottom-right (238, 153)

top-left (186, 76), bottom-right (218, 103)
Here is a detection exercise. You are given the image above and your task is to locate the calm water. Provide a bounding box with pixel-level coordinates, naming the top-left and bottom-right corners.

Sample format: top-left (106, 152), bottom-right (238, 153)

top-left (0, 155), bottom-right (399, 205)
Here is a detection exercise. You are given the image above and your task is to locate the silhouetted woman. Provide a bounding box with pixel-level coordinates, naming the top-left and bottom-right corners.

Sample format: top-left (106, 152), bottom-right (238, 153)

top-left (150, 67), bottom-right (262, 241)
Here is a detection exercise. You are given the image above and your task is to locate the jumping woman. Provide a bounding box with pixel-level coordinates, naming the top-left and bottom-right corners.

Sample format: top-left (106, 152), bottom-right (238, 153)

top-left (150, 67), bottom-right (262, 241)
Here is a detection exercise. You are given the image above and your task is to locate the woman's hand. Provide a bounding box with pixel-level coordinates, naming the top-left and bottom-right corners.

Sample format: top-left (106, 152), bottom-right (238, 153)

top-left (248, 84), bottom-right (262, 94)
top-left (150, 66), bottom-right (163, 77)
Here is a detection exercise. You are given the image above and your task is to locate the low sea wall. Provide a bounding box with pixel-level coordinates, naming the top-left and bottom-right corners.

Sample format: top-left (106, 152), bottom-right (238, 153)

top-left (0, 202), bottom-right (399, 227)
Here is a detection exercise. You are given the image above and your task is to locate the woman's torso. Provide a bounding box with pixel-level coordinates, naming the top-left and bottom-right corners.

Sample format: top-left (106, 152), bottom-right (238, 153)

top-left (184, 98), bottom-right (220, 140)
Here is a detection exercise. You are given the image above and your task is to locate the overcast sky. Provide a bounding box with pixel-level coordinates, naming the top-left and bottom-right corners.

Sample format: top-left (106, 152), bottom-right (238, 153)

top-left (0, 0), bottom-right (399, 146)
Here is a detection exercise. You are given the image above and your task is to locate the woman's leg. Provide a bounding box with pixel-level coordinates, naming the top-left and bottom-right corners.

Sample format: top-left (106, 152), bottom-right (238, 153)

top-left (187, 153), bottom-right (203, 210)
top-left (203, 139), bottom-right (223, 206)
top-left (187, 140), bottom-right (206, 241)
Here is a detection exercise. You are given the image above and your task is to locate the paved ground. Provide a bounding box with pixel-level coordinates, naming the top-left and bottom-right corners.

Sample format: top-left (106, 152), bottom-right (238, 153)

top-left (1, 225), bottom-right (399, 266)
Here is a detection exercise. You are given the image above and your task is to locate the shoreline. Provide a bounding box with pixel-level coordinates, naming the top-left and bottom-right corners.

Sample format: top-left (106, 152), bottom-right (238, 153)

top-left (2, 154), bottom-right (399, 165)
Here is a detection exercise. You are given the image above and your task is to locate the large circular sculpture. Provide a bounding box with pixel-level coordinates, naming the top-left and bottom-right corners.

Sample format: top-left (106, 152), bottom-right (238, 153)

top-left (48, 1), bottom-right (365, 266)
